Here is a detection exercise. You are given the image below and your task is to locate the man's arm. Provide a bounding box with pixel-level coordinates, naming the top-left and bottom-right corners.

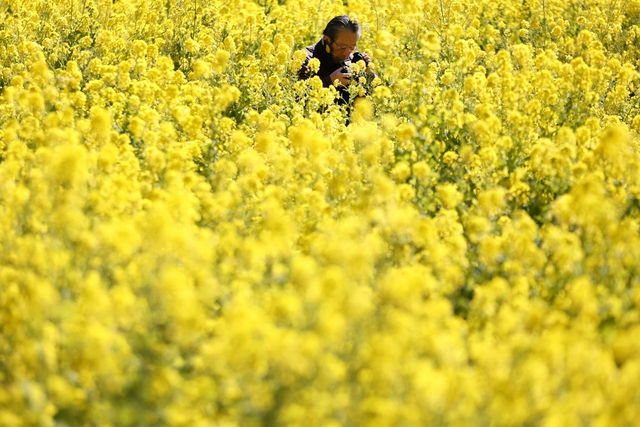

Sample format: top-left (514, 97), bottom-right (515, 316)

top-left (297, 50), bottom-right (312, 81)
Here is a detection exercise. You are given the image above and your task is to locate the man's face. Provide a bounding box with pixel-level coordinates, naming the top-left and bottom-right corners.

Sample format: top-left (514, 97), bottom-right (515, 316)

top-left (324, 29), bottom-right (359, 63)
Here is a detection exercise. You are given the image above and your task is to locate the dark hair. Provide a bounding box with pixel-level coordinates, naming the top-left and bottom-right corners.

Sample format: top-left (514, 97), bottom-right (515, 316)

top-left (323, 15), bottom-right (361, 40)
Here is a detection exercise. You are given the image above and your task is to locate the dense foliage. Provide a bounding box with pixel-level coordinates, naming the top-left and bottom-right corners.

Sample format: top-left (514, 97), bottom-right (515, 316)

top-left (2, 0), bottom-right (640, 425)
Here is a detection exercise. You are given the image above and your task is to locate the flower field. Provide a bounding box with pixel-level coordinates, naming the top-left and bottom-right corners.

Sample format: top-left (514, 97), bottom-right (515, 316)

top-left (2, 0), bottom-right (640, 425)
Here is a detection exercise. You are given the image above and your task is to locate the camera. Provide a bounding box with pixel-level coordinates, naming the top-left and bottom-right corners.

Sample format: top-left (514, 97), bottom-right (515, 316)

top-left (342, 52), bottom-right (366, 76)
top-left (351, 52), bottom-right (365, 63)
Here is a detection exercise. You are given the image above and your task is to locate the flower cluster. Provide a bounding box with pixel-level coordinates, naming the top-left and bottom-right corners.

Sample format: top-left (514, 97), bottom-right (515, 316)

top-left (2, 0), bottom-right (640, 426)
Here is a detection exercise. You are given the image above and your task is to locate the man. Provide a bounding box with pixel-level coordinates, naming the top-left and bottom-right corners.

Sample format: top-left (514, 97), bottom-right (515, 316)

top-left (298, 15), bottom-right (376, 108)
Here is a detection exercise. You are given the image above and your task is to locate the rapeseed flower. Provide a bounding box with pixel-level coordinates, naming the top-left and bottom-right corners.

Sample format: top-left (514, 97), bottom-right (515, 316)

top-left (2, 1), bottom-right (640, 425)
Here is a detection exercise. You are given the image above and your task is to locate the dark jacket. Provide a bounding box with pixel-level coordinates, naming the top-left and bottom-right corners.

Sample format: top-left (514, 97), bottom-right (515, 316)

top-left (298, 39), bottom-right (346, 87)
top-left (297, 39), bottom-right (376, 106)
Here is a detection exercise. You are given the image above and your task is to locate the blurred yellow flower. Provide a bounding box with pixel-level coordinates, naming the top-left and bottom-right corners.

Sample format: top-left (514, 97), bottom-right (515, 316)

top-left (2, 2), bottom-right (640, 426)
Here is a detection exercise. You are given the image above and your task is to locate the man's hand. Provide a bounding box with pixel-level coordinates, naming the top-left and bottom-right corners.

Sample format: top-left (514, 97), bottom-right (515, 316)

top-left (359, 52), bottom-right (372, 64)
top-left (330, 68), bottom-right (352, 86)
top-left (359, 52), bottom-right (374, 73)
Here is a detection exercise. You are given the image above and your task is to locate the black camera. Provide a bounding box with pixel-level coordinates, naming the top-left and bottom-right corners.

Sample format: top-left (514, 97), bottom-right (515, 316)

top-left (343, 52), bottom-right (366, 76)
top-left (351, 52), bottom-right (365, 63)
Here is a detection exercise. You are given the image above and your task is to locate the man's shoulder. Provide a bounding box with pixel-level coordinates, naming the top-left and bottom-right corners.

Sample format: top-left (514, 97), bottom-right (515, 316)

top-left (298, 43), bottom-right (320, 79)
top-left (303, 43), bottom-right (316, 56)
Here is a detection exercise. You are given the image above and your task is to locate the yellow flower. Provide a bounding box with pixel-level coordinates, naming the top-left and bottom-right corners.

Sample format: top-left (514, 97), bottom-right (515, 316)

top-left (190, 59), bottom-right (211, 79)
top-left (442, 151), bottom-right (459, 165)
top-left (376, 29), bottom-right (393, 48)
top-left (477, 187), bottom-right (506, 217)
top-left (395, 122), bottom-right (416, 144)
top-left (214, 84), bottom-right (241, 111)
top-left (307, 57), bottom-right (321, 74)
top-left (437, 183), bottom-right (463, 209)
top-left (423, 31), bottom-right (441, 54)
top-left (213, 49), bottom-right (230, 72)
top-left (411, 161), bottom-right (430, 180)
top-left (184, 37), bottom-right (200, 53)
top-left (611, 325), bottom-right (640, 366)
top-left (90, 106), bottom-right (112, 142)
top-left (390, 161), bottom-right (411, 182)
top-left (352, 97), bottom-right (374, 122)
top-left (441, 70), bottom-right (455, 85)
top-left (49, 142), bottom-right (88, 187)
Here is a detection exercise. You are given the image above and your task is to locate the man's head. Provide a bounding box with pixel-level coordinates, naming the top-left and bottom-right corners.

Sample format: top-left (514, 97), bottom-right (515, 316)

top-left (322, 15), bottom-right (360, 63)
